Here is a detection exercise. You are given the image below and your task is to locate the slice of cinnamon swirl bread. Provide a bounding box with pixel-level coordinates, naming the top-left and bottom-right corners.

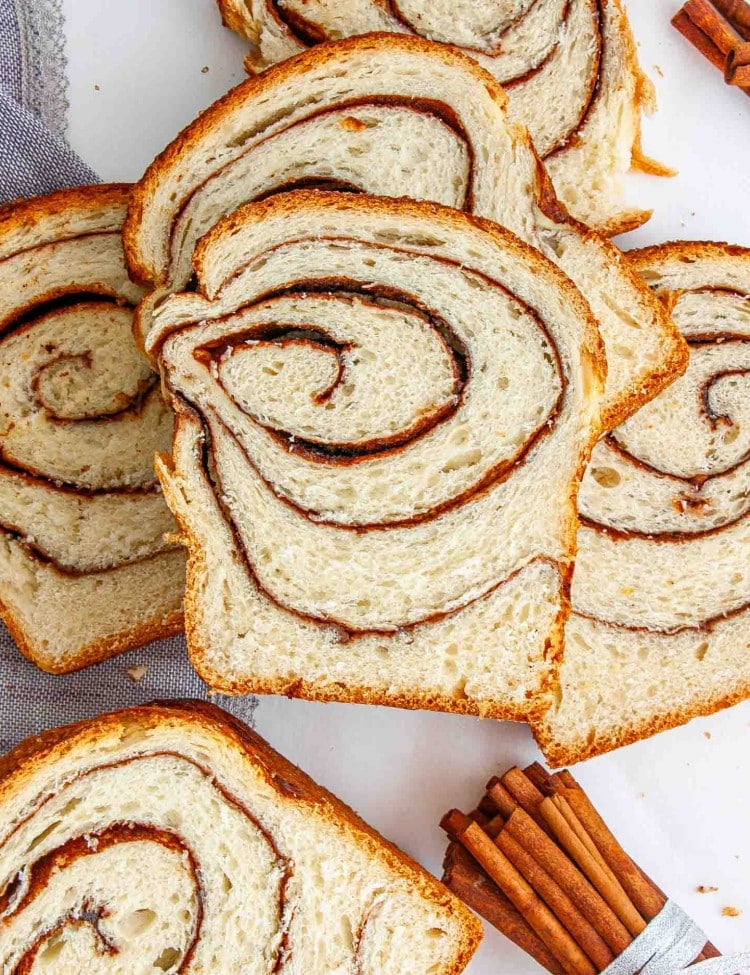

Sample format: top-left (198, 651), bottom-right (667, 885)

top-left (535, 242), bottom-right (750, 764)
top-left (125, 35), bottom-right (685, 434)
top-left (146, 191), bottom-right (605, 717)
top-left (0, 700), bottom-right (482, 973)
top-left (0, 186), bottom-right (184, 673)
top-left (216, 0), bottom-right (665, 235)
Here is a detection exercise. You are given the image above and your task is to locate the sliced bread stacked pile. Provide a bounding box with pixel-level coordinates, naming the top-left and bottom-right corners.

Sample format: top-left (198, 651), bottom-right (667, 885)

top-left (120, 23), bottom-right (745, 759)
top-left (121, 34), bottom-right (685, 725)
top-left (3, 5), bottom-right (748, 764)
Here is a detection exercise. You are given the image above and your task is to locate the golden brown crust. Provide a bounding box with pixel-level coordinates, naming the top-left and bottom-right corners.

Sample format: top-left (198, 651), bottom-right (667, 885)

top-left (6, 609), bottom-right (184, 676)
top-left (597, 208), bottom-right (654, 237)
top-left (628, 239), bottom-right (750, 269)
top-left (0, 184), bottom-right (132, 240)
top-left (0, 700), bottom-right (483, 973)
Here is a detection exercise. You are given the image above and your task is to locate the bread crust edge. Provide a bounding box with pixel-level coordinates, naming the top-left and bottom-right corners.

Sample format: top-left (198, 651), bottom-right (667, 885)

top-left (535, 677), bottom-right (750, 767)
top-left (0, 570), bottom-right (184, 675)
top-left (0, 183), bottom-right (132, 238)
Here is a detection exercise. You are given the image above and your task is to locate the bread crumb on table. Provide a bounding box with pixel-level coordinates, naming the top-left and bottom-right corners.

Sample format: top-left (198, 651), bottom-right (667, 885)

top-left (202, 66), bottom-right (210, 74)
top-left (722, 906), bottom-right (741, 917)
top-left (697, 885), bottom-right (719, 894)
top-left (127, 665), bottom-right (147, 683)
top-left (704, 731), bottom-right (712, 740)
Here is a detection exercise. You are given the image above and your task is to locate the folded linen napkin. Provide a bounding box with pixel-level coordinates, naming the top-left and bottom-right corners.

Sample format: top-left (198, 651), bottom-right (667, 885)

top-left (0, 0), bottom-right (256, 751)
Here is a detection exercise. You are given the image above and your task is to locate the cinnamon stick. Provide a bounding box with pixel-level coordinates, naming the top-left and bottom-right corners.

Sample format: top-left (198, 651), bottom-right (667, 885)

top-left (683, 0), bottom-right (745, 52)
top-left (673, 9), bottom-right (728, 70)
top-left (504, 808), bottom-right (633, 956)
top-left (555, 770), bottom-right (579, 791)
top-left (442, 841), bottom-right (566, 975)
top-left (485, 778), bottom-right (522, 820)
top-left (494, 829), bottom-right (615, 971)
top-left (501, 767), bottom-right (547, 818)
top-left (726, 41), bottom-right (750, 84)
top-left (557, 787), bottom-right (664, 921)
top-left (524, 762), bottom-right (563, 794)
top-left (483, 813), bottom-right (506, 840)
top-left (539, 797), bottom-right (646, 938)
top-left (442, 763), bottom-right (724, 971)
top-left (553, 777), bottom-right (720, 960)
top-left (673, 0), bottom-right (750, 96)
top-left (552, 795), bottom-right (610, 871)
top-left (712, 0), bottom-right (750, 39)
top-left (523, 762), bottom-right (553, 796)
top-left (442, 810), bottom-right (598, 975)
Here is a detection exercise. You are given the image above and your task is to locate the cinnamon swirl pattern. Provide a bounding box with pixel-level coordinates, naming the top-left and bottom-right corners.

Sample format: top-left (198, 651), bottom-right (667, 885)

top-left (535, 242), bottom-right (750, 764)
top-left (0, 701), bottom-right (480, 974)
top-left (148, 191), bottom-right (604, 716)
top-left (216, 0), bottom-right (660, 234)
top-left (0, 186), bottom-right (184, 673)
top-left (125, 34), bottom-right (685, 433)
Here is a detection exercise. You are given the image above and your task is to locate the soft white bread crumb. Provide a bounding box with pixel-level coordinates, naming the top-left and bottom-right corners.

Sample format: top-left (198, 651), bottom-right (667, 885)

top-left (124, 34), bottom-right (686, 433)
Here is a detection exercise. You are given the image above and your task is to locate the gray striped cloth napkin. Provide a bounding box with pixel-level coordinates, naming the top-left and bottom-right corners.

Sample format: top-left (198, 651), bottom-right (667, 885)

top-left (0, 0), bottom-right (256, 751)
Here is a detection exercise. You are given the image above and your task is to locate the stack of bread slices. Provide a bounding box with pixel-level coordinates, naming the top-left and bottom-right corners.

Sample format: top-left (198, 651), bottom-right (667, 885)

top-left (2, 3), bottom-right (748, 766)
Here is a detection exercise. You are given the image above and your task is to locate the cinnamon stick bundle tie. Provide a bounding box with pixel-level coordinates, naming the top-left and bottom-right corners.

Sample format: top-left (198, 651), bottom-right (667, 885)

top-left (441, 763), bottom-right (731, 973)
top-left (600, 901), bottom-right (750, 975)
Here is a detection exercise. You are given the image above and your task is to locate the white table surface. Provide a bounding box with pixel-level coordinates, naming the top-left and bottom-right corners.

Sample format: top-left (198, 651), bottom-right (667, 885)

top-left (62, 2), bottom-right (750, 971)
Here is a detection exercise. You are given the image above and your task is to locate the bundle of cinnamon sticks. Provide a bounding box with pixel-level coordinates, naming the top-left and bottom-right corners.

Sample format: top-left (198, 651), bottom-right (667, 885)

top-left (673, 0), bottom-right (750, 96)
top-left (441, 763), bottom-right (721, 975)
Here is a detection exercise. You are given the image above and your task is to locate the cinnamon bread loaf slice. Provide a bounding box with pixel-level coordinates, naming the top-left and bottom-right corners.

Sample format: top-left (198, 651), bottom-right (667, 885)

top-left (146, 190), bottom-right (605, 717)
top-left (0, 186), bottom-right (184, 673)
top-left (0, 700), bottom-right (481, 973)
top-left (534, 242), bottom-right (750, 764)
top-left (124, 35), bottom-right (685, 434)
top-left (216, 0), bottom-right (664, 235)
